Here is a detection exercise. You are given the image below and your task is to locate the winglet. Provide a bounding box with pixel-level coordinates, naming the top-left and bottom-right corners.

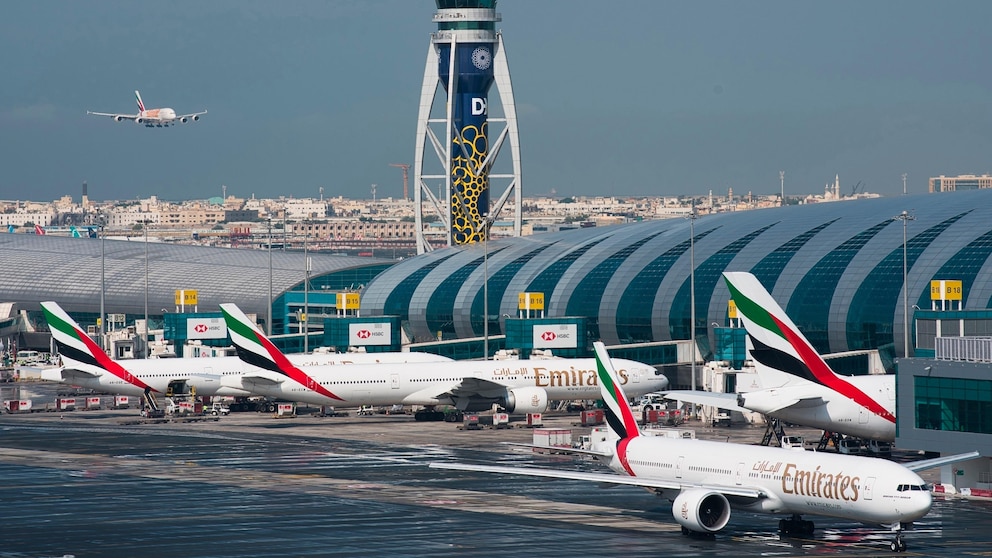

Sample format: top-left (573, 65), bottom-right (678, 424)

top-left (41, 301), bottom-right (152, 391)
top-left (219, 303), bottom-right (343, 401)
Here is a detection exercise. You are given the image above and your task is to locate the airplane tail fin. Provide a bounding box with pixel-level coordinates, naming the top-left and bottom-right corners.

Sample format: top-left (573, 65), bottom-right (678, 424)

top-left (87, 227), bottom-right (97, 238)
top-left (34, 224), bottom-right (45, 235)
top-left (70, 226), bottom-right (80, 238)
top-left (219, 303), bottom-right (343, 401)
top-left (40, 301), bottom-right (152, 390)
top-left (7, 225), bottom-right (14, 233)
top-left (723, 272), bottom-right (842, 389)
top-left (135, 90), bottom-right (146, 113)
top-left (593, 341), bottom-right (641, 442)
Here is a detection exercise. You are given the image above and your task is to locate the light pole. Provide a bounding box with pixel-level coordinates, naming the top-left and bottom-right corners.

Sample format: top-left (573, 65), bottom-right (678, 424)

top-left (688, 202), bottom-right (697, 408)
top-left (303, 219), bottom-right (310, 353)
top-left (267, 217), bottom-right (273, 336)
top-left (143, 220), bottom-right (149, 358)
top-left (780, 170), bottom-right (785, 206)
top-left (475, 214), bottom-right (492, 360)
top-left (902, 173), bottom-right (908, 195)
top-left (895, 210), bottom-right (915, 358)
top-left (99, 223), bottom-right (106, 354)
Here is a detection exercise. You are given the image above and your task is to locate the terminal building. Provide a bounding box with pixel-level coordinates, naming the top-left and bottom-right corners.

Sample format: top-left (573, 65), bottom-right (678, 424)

top-left (3, 190), bottom-right (992, 475)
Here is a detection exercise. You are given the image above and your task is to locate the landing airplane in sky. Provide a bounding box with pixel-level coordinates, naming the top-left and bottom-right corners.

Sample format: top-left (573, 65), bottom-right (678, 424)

top-left (219, 303), bottom-right (668, 418)
top-left (87, 90), bottom-right (206, 127)
top-left (41, 301), bottom-right (451, 399)
top-left (431, 342), bottom-right (979, 552)
top-left (664, 271), bottom-right (898, 442)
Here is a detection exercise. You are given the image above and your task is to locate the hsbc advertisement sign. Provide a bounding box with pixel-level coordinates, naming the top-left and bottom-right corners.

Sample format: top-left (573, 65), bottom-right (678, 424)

top-left (349, 323), bottom-right (391, 346)
top-left (186, 317), bottom-right (227, 340)
top-left (533, 324), bottom-right (577, 349)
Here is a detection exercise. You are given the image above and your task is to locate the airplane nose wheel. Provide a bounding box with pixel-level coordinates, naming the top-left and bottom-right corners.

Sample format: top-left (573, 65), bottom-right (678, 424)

top-left (890, 533), bottom-right (907, 552)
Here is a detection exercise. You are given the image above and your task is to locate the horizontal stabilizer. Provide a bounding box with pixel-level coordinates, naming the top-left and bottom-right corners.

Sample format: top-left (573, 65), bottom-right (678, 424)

top-left (662, 391), bottom-right (746, 413)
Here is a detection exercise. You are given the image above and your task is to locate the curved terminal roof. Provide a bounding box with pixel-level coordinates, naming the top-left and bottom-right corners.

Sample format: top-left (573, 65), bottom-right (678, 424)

top-left (361, 190), bottom-right (992, 358)
top-left (0, 234), bottom-right (392, 317)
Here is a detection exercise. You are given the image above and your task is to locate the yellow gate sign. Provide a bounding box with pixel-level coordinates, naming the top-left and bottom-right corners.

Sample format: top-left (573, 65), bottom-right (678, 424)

top-left (518, 292), bottom-right (544, 311)
top-left (930, 280), bottom-right (962, 301)
top-left (175, 289), bottom-right (198, 306)
top-left (337, 292), bottom-right (360, 310)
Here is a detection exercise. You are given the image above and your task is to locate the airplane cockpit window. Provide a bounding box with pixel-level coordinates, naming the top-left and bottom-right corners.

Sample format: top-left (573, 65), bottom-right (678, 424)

top-left (896, 484), bottom-right (929, 492)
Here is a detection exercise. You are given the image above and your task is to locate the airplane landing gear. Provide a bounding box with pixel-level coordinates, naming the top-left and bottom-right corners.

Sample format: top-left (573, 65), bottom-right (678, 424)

top-left (890, 532), bottom-right (907, 552)
top-left (778, 514), bottom-right (814, 536)
top-left (885, 522), bottom-right (908, 552)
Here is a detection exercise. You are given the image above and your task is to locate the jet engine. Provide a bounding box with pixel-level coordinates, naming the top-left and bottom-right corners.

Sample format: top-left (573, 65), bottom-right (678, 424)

top-left (114, 115), bottom-right (125, 122)
top-left (181, 117), bottom-right (188, 123)
top-left (672, 489), bottom-right (731, 533)
top-left (135, 117), bottom-right (144, 124)
top-left (503, 386), bottom-right (548, 414)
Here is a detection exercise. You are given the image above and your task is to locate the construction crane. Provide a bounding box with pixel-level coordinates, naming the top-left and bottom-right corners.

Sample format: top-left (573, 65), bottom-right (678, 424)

top-left (390, 163), bottom-right (410, 200)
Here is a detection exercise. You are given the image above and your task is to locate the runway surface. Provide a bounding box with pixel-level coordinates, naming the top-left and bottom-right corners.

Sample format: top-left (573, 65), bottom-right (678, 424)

top-left (2, 383), bottom-right (990, 557)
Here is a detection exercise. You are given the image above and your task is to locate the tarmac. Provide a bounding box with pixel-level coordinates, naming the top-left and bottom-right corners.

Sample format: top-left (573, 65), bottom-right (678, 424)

top-left (2, 382), bottom-right (992, 557)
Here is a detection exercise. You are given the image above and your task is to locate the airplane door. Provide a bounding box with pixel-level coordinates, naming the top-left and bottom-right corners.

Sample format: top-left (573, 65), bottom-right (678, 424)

top-left (676, 456), bottom-right (685, 479)
top-left (391, 373), bottom-right (399, 389)
top-left (863, 476), bottom-right (876, 500)
top-left (859, 407), bottom-right (869, 424)
top-left (736, 462), bottom-right (745, 486)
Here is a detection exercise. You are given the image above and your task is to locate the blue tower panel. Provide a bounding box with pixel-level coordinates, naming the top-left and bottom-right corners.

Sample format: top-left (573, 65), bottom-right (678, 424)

top-left (438, 42), bottom-right (495, 245)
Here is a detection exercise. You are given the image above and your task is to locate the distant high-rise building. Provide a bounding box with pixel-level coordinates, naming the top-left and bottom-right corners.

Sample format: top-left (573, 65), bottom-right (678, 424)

top-left (929, 174), bottom-right (992, 192)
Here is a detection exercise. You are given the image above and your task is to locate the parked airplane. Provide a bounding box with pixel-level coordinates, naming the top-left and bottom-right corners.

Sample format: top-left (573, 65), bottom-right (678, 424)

top-left (664, 271), bottom-right (898, 442)
top-left (431, 342), bottom-right (978, 552)
top-left (219, 303), bottom-right (668, 418)
top-left (41, 301), bottom-right (451, 399)
top-left (87, 90), bottom-right (206, 127)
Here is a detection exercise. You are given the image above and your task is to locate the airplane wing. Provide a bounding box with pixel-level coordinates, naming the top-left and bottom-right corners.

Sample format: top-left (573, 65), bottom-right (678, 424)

top-left (429, 462), bottom-right (765, 499)
top-left (663, 391), bottom-right (747, 413)
top-left (502, 442), bottom-right (614, 458)
top-left (903, 451), bottom-right (981, 473)
top-left (398, 378), bottom-right (501, 406)
top-left (177, 110), bottom-right (207, 119)
top-left (86, 111), bottom-right (137, 119)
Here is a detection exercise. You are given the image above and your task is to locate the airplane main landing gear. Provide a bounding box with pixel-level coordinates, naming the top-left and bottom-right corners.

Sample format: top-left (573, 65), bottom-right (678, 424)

top-left (778, 514), bottom-right (814, 536)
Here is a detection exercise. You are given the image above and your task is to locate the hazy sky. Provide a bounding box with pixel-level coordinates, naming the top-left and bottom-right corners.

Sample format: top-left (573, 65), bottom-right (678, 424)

top-left (2, 1), bottom-right (991, 203)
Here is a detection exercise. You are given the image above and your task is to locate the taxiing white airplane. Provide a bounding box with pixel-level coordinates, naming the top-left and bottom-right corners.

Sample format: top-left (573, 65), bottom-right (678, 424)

top-left (219, 303), bottom-right (668, 418)
top-left (41, 301), bottom-right (450, 399)
top-left (664, 271), bottom-right (898, 442)
top-left (87, 90), bottom-right (206, 127)
top-left (431, 342), bottom-right (979, 552)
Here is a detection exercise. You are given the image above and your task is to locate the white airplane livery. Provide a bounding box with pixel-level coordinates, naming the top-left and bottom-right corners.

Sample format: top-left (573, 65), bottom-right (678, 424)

top-left (219, 303), bottom-right (668, 419)
top-left (87, 90), bottom-right (206, 127)
top-left (431, 342), bottom-right (979, 553)
top-left (664, 271), bottom-right (898, 442)
top-left (41, 301), bottom-right (451, 398)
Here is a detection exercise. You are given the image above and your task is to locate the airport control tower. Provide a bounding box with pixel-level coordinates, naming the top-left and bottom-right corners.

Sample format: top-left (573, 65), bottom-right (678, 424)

top-left (414, 0), bottom-right (522, 253)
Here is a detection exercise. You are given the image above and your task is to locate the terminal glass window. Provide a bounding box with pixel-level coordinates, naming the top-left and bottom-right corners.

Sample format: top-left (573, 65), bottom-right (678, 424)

top-left (914, 376), bottom-right (992, 434)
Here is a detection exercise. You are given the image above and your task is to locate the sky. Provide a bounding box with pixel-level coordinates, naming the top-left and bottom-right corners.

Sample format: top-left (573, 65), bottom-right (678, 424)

top-left (2, 1), bottom-right (992, 203)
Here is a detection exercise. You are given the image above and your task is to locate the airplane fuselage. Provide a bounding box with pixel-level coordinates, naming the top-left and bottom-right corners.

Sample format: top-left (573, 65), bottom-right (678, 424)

top-left (51, 352), bottom-right (452, 398)
top-left (222, 358), bottom-right (667, 410)
top-left (741, 374), bottom-right (896, 441)
top-left (611, 435), bottom-right (930, 525)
